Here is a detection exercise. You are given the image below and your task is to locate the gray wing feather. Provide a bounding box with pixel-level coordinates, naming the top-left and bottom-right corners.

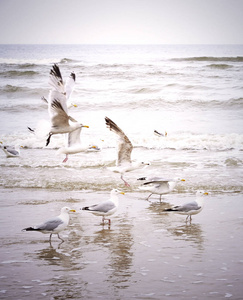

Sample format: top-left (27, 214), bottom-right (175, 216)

top-left (173, 201), bottom-right (201, 212)
top-left (105, 117), bottom-right (133, 165)
top-left (67, 127), bottom-right (81, 147)
top-left (86, 200), bottom-right (116, 213)
top-left (6, 148), bottom-right (19, 156)
top-left (36, 217), bottom-right (63, 231)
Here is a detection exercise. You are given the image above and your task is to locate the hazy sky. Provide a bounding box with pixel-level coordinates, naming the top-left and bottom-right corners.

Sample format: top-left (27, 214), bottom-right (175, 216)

top-left (0, 0), bottom-right (242, 44)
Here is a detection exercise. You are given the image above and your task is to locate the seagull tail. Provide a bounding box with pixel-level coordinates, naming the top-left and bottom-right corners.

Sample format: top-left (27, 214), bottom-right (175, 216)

top-left (82, 206), bottom-right (92, 211)
top-left (22, 227), bottom-right (39, 232)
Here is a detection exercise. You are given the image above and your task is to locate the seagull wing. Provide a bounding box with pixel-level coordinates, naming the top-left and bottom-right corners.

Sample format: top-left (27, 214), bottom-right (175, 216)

top-left (65, 72), bottom-right (76, 100)
top-left (171, 201), bottom-right (201, 212)
top-left (67, 127), bottom-right (81, 147)
top-left (105, 117), bottom-right (133, 165)
top-left (36, 216), bottom-right (64, 231)
top-left (5, 147), bottom-right (19, 156)
top-left (49, 99), bottom-right (70, 128)
top-left (83, 200), bottom-right (116, 213)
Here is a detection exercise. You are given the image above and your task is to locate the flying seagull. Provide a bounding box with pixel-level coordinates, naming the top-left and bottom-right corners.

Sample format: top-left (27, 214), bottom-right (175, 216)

top-left (105, 116), bottom-right (150, 187)
top-left (56, 125), bottom-right (100, 163)
top-left (82, 189), bottom-right (124, 225)
top-left (46, 64), bottom-right (84, 146)
top-left (22, 206), bottom-right (76, 242)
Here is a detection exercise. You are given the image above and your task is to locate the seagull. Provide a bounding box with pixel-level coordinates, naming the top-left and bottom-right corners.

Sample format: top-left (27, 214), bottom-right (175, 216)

top-left (22, 207), bottom-right (76, 242)
top-left (56, 126), bottom-right (100, 163)
top-left (81, 189), bottom-right (125, 225)
top-left (164, 191), bottom-right (208, 222)
top-left (41, 67), bottom-right (77, 108)
top-left (154, 130), bottom-right (167, 137)
top-left (45, 64), bottom-right (84, 146)
top-left (138, 177), bottom-right (185, 201)
top-left (0, 142), bottom-right (23, 157)
top-left (105, 116), bottom-right (150, 187)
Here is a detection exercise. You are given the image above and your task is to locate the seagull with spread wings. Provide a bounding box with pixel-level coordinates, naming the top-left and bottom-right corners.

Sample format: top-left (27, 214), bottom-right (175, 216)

top-left (45, 64), bottom-right (85, 146)
top-left (105, 117), bottom-right (150, 187)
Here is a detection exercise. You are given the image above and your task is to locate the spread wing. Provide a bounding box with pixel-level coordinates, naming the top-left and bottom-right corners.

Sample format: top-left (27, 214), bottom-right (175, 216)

top-left (67, 127), bottom-right (81, 147)
top-left (105, 116), bottom-right (133, 165)
top-left (49, 99), bottom-right (69, 128)
top-left (65, 72), bottom-right (76, 100)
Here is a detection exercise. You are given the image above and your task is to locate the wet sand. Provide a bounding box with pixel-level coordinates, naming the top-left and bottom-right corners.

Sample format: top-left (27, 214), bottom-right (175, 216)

top-left (0, 188), bottom-right (243, 299)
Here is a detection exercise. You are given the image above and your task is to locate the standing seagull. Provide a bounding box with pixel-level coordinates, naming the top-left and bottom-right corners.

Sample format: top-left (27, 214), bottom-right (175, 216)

top-left (46, 64), bottom-right (84, 146)
top-left (164, 190), bottom-right (208, 223)
top-left (105, 117), bottom-right (150, 187)
top-left (81, 189), bottom-right (124, 225)
top-left (138, 177), bottom-right (185, 201)
top-left (22, 207), bottom-right (76, 242)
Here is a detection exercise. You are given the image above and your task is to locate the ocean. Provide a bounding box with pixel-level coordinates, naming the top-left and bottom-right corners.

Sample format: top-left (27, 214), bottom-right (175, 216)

top-left (0, 44), bottom-right (243, 299)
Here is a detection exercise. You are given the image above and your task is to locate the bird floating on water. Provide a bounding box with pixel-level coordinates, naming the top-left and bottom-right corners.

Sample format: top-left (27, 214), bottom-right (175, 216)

top-left (0, 142), bottom-right (23, 157)
top-left (22, 206), bottom-right (76, 242)
top-left (105, 116), bottom-right (150, 187)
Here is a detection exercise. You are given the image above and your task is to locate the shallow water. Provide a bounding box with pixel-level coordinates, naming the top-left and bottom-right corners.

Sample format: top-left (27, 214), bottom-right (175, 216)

top-left (0, 188), bottom-right (243, 300)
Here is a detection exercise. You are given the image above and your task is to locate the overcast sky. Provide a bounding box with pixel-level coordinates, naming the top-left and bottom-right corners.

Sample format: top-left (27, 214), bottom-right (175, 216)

top-left (0, 0), bottom-right (242, 44)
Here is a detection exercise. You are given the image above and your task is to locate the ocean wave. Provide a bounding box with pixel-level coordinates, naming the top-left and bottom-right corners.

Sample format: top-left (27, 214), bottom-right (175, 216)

top-left (0, 70), bottom-right (39, 78)
top-left (0, 84), bottom-right (47, 98)
top-left (171, 56), bottom-right (243, 62)
top-left (207, 64), bottom-right (233, 69)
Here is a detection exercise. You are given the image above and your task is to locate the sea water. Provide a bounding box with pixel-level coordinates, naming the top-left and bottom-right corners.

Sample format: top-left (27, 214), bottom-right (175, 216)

top-left (0, 44), bottom-right (243, 299)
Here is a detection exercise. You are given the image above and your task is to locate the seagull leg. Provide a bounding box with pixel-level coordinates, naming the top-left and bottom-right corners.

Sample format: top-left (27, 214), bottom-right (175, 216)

top-left (62, 154), bottom-right (68, 163)
top-left (46, 133), bottom-right (52, 146)
top-left (146, 193), bottom-right (153, 201)
top-left (49, 233), bottom-right (52, 242)
top-left (121, 175), bottom-right (130, 187)
top-left (57, 233), bottom-right (64, 242)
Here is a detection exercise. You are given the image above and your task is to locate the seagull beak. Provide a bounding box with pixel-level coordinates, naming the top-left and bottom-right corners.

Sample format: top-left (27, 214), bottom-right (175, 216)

top-left (165, 131), bottom-right (168, 137)
top-left (204, 192), bottom-right (208, 195)
top-left (72, 103), bottom-right (78, 107)
top-left (181, 179), bottom-right (186, 181)
top-left (83, 125), bottom-right (89, 128)
top-left (120, 192), bottom-right (125, 195)
top-left (70, 209), bottom-right (76, 212)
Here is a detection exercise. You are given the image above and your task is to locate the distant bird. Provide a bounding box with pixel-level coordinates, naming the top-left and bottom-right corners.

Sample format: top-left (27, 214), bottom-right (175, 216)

top-left (22, 207), bottom-right (76, 242)
top-left (81, 189), bottom-right (124, 225)
top-left (0, 142), bottom-right (23, 157)
top-left (138, 177), bottom-right (185, 201)
top-left (154, 130), bottom-right (167, 137)
top-left (105, 116), bottom-right (150, 187)
top-left (164, 191), bottom-right (208, 222)
top-left (45, 64), bottom-right (85, 146)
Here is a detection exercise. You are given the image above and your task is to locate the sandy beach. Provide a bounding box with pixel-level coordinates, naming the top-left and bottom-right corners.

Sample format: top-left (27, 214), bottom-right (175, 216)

top-left (0, 185), bottom-right (242, 299)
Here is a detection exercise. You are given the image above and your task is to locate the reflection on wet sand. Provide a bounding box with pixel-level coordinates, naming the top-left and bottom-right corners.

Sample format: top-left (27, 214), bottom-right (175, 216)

top-left (92, 217), bottom-right (134, 289)
top-left (147, 201), bottom-right (205, 251)
top-left (167, 223), bottom-right (205, 251)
